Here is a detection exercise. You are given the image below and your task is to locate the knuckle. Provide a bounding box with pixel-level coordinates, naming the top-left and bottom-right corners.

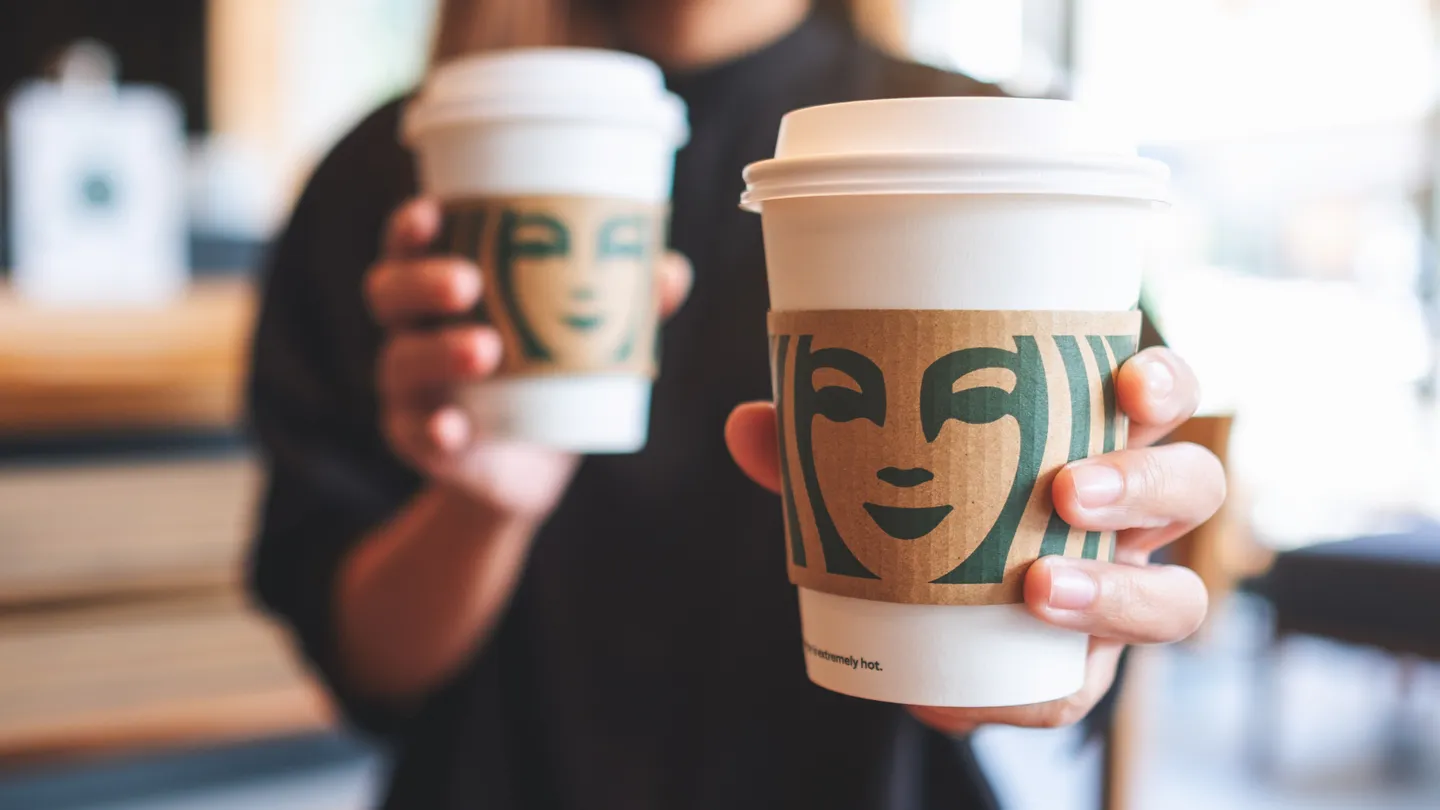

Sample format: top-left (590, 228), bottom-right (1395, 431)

top-left (1115, 565), bottom-right (1210, 644)
top-left (1098, 567), bottom-right (1169, 643)
top-left (1099, 567), bottom-right (1144, 626)
top-left (1132, 448), bottom-right (1171, 502)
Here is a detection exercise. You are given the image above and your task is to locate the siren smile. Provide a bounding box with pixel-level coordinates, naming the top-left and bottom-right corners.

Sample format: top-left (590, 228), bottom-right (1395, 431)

top-left (562, 313), bottom-right (604, 330)
top-left (862, 503), bottom-right (954, 540)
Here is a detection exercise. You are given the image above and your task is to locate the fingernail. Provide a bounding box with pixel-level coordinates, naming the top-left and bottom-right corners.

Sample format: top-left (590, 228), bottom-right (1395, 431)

top-left (1069, 462), bottom-right (1125, 509)
top-left (461, 331), bottom-right (500, 373)
top-left (1047, 562), bottom-right (1098, 611)
top-left (432, 409), bottom-right (470, 451)
top-left (475, 331), bottom-right (503, 369)
top-left (1139, 354), bottom-right (1175, 401)
top-left (454, 267), bottom-right (482, 303)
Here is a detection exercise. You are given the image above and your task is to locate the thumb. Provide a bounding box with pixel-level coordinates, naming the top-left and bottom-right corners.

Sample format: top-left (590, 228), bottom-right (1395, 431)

top-left (725, 402), bottom-right (782, 493)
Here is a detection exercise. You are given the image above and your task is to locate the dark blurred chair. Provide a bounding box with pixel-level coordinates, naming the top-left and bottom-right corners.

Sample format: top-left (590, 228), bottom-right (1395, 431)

top-left (1248, 523), bottom-right (1440, 777)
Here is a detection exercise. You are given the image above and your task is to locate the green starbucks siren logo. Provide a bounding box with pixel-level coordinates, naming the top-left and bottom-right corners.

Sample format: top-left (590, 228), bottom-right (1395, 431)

top-left (772, 318), bottom-right (1137, 588)
top-left (438, 198), bottom-right (662, 376)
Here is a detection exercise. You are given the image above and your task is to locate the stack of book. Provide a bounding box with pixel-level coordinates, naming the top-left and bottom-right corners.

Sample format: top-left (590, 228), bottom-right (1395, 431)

top-left (0, 281), bottom-right (333, 762)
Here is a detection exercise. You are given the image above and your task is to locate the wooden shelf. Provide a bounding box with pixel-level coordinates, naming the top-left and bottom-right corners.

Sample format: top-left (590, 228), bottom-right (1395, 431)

top-left (0, 280), bottom-right (256, 434)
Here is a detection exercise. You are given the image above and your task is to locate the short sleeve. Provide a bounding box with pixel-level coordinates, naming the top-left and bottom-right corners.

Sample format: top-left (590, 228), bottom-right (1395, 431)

top-left (245, 99), bottom-right (425, 739)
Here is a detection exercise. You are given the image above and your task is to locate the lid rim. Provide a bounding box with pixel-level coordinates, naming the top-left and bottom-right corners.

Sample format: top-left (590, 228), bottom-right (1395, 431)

top-left (743, 151), bottom-right (1168, 177)
top-left (739, 187), bottom-right (1174, 212)
top-left (402, 96), bottom-right (689, 147)
top-left (403, 105), bottom-right (688, 132)
top-left (741, 151), bottom-right (1169, 209)
top-left (403, 47), bottom-right (688, 146)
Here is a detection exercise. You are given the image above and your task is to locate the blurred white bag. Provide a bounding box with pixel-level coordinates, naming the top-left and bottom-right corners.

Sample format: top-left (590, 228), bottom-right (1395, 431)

top-left (6, 41), bottom-right (187, 306)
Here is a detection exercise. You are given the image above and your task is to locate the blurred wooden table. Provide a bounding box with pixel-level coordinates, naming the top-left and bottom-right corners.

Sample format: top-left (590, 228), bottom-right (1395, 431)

top-left (0, 280), bottom-right (256, 434)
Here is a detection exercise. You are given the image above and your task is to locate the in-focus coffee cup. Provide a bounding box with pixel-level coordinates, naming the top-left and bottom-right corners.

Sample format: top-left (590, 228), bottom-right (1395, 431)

top-left (742, 97), bottom-right (1169, 707)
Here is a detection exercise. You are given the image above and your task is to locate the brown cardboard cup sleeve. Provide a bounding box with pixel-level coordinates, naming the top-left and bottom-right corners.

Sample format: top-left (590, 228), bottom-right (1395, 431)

top-left (440, 196), bottom-right (668, 378)
top-left (769, 309), bottom-right (1142, 606)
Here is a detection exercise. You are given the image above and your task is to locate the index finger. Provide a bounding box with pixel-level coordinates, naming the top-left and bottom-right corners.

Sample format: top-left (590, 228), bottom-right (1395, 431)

top-left (383, 198), bottom-right (443, 258)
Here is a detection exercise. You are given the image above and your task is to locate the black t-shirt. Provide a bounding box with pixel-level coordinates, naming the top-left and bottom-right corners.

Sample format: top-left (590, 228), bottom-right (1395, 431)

top-left (249, 14), bottom-right (1007, 810)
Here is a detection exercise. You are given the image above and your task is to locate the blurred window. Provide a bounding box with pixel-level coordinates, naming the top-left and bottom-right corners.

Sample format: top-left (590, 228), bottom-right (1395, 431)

top-left (282, 0), bottom-right (437, 178)
top-left (903, 0), bottom-right (1069, 96)
top-left (1073, 0), bottom-right (1439, 544)
top-left (1075, 0), bottom-right (1434, 140)
top-left (903, 0), bottom-right (1440, 544)
top-left (206, 0), bottom-right (436, 231)
top-left (906, 0), bottom-right (1025, 84)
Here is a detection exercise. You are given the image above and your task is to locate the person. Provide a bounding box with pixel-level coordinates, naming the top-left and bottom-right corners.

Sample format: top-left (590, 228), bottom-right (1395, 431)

top-left (248, 1), bottom-right (1225, 808)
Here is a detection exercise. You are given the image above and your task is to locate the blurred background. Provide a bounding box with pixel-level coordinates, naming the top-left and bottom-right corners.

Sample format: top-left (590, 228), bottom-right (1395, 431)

top-left (1, 1), bottom-right (1438, 808)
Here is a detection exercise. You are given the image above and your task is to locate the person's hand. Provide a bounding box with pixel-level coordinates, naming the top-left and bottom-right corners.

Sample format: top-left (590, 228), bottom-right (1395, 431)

top-left (724, 347), bottom-right (1222, 733)
top-left (367, 198), bottom-right (692, 520)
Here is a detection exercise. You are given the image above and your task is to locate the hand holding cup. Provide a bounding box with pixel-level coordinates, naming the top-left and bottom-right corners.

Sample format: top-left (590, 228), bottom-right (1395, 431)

top-left (727, 346), bottom-right (1223, 731)
top-left (736, 97), bottom-right (1209, 709)
top-left (366, 198), bottom-right (692, 519)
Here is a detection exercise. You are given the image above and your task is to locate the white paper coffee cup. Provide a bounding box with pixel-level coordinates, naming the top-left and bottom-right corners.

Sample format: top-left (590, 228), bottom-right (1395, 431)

top-left (404, 49), bottom-right (688, 453)
top-left (743, 98), bottom-right (1169, 707)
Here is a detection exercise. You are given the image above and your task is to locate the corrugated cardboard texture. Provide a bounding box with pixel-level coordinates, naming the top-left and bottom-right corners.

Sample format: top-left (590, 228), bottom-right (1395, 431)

top-left (442, 196), bottom-right (666, 377)
top-left (769, 309), bottom-right (1141, 606)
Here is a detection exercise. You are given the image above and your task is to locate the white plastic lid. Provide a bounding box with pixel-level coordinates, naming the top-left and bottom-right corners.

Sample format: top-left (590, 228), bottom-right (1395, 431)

top-left (741, 97), bottom-right (1168, 210)
top-left (403, 48), bottom-right (688, 147)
